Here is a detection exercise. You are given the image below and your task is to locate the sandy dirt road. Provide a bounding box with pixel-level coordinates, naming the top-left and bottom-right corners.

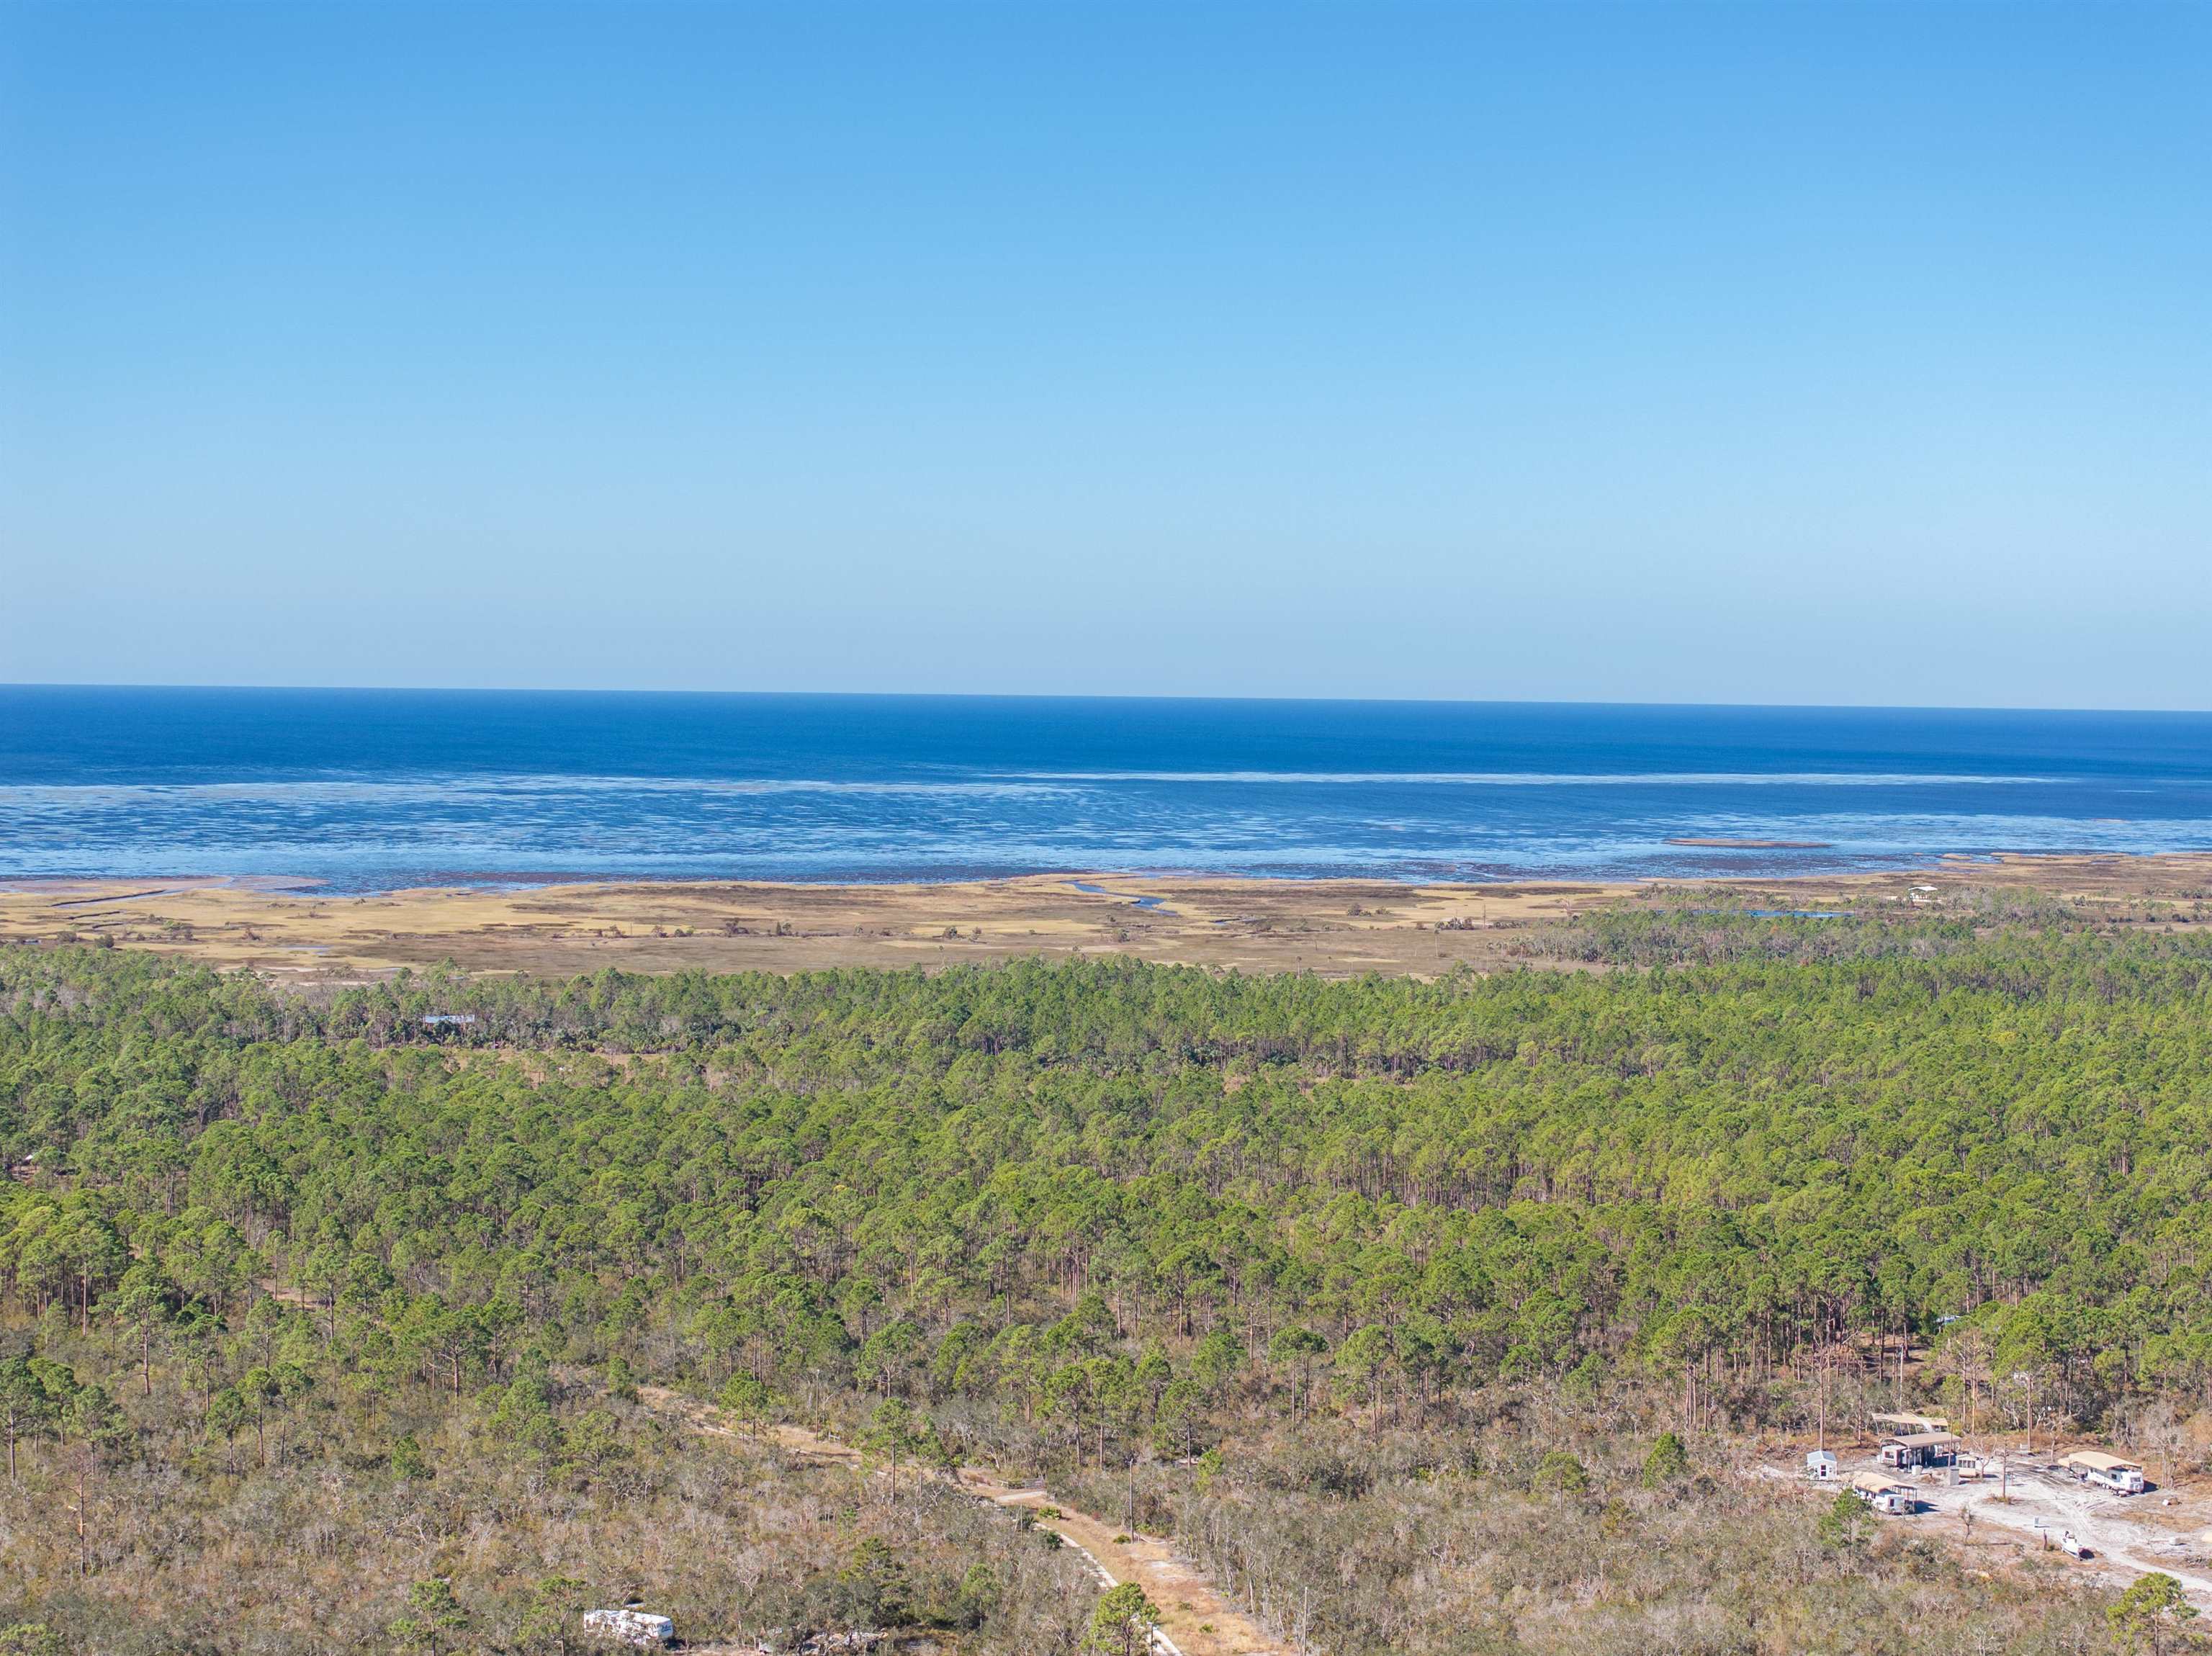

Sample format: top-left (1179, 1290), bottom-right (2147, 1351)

top-left (639, 1387), bottom-right (1285, 1655)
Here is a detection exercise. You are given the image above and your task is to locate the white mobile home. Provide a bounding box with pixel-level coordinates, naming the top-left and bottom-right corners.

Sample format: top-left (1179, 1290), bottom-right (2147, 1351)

top-left (2059, 1451), bottom-right (2146, 1495)
top-left (1850, 1470), bottom-right (1916, 1514)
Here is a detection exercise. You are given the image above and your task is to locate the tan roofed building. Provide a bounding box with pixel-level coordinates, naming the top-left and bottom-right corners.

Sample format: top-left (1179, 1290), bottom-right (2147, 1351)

top-left (1879, 1429), bottom-right (1960, 1470)
top-left (1870, 1412), bottom-right (1949, 1434)
top-left (2059, 1450), bottom-right (2145, 1493)
top-left (1850, 1470), bottom-right (1915, 1513)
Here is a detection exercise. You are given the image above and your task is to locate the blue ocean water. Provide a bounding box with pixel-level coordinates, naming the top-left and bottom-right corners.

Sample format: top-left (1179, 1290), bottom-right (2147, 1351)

top-left (4, 687), bottom-right (2211, 891)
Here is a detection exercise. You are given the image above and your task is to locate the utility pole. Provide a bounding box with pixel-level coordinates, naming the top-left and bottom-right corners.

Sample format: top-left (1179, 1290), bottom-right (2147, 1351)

top-left (1817, 1341), bottom-right (1828, 1452)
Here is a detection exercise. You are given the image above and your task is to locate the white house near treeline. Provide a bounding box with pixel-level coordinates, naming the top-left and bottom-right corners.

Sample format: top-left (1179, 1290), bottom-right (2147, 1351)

top-left (2059, 1451), bottom-right (2146, 1495)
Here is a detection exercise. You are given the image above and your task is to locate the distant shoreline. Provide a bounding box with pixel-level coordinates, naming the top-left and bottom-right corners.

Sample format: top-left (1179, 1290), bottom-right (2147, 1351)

top-left (0, 845), bottom-right (2116, 899)
top-left (1663, 837), bottom-right (1833, 850)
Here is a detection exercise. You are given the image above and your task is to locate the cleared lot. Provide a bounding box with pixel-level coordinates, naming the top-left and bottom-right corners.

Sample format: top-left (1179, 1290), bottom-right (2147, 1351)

top-left (1786, 1452), bottom-right (2212, 1603)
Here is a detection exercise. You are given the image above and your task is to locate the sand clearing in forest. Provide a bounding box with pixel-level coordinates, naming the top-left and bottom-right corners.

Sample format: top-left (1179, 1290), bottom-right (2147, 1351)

top-left (7, 852), bottom-right (2212, 981)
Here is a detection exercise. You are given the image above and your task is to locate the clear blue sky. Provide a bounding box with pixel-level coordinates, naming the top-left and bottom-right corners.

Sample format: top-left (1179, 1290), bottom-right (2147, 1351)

top-left (4, 3), bottom-right (2206, 706)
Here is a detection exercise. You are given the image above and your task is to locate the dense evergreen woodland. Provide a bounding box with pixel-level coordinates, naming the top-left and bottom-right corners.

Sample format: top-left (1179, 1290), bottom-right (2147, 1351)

top-left (3, 912), bottom-right (2208, 1654)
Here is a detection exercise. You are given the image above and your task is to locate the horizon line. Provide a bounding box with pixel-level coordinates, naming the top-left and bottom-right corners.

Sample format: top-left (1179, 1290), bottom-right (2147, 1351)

top-left (5, 682), bottom-right (2212, 720)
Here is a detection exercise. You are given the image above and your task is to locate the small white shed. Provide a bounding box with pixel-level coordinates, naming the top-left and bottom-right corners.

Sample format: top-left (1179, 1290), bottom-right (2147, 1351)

top-left (1805, 1450), bottom-right (1838, 1481)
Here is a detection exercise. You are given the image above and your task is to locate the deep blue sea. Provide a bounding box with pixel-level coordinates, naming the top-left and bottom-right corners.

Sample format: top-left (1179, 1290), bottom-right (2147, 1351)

top-left (5, 687), bottom-right (2212, 891)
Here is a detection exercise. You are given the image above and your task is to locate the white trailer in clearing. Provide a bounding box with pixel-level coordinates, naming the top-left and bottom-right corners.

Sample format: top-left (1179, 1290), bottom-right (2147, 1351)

top-left (1850, 1470), bottom-right (1916, 1515)
top-left (583, 1608), bottom-right (675, 1648)
top-left (2059, 1451), bottom-right (2146, 1495)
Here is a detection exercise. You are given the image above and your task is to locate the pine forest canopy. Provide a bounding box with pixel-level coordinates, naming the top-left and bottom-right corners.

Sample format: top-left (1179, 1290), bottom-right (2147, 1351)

top-left (7, 909), bottom-right (2212, 1433)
